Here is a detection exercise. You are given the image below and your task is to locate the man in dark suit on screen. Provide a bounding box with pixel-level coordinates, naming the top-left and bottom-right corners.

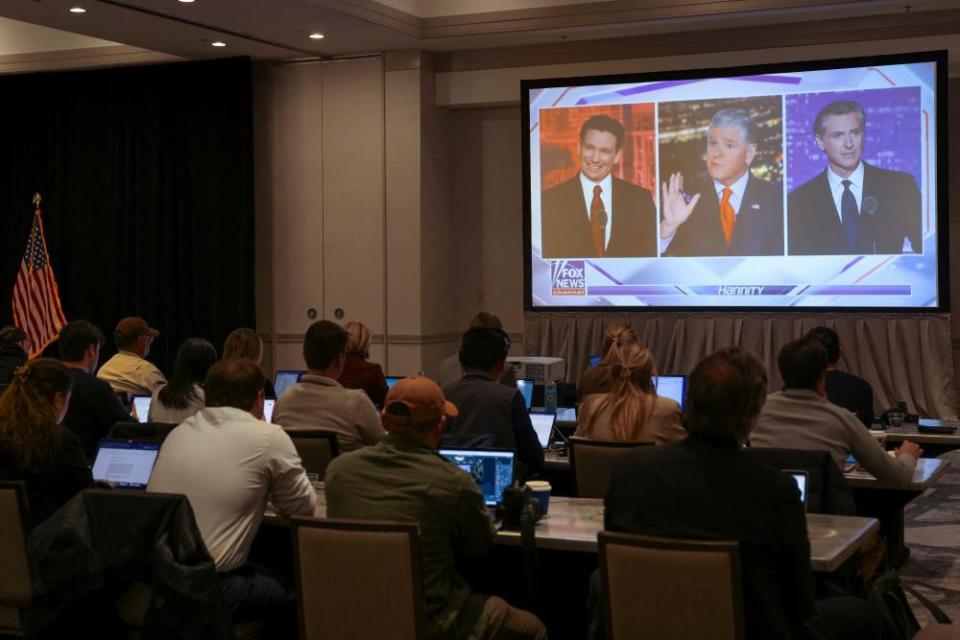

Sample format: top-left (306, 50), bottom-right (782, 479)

top-left (540, 114), bottom-right (657, 258)
top-left (661, 108), bottom-right (783, 257)
top-left (788, 99), bottom-right (922, 255)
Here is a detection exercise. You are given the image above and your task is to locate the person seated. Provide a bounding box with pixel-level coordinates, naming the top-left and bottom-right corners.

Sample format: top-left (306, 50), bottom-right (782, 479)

top-left (0, 358), bottom-right (92, 530)
top-left (97, 317), bottom-right (167, 396)
top-left (271, 320), bottom-right (385, 452)
top-left (575, 342), bottom-right (685, 444)
top-left (148, 338), bottom-right (217, 424)
top-left (806, 326), bottom-right (874, 428)
top-left (434, 312), bottom-right (517, 388)
top-left (751, 338), bottom-right (920, 486)
top-left (325, 377), bottom-right (547, 640)
top-left (603, 348), bottom-right (880, 639)
top-left (338, 321), bottom-right (388, 407)
top-left (0, 325), bottom-right (28, 386)
top-left (223, 327), bottom-right (276, 398)
top-left (59, 320), bottom-right (132, 461)
top-left (442, 328), bottom-right (543, 477)
top-left (578, 324), bottom-right (638, 399)
top-left (147, 360), bottom-right (316, 637)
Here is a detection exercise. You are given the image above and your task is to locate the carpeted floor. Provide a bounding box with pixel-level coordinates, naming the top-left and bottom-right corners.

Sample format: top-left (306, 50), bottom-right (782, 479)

top-left (902, 450), bottom-right (960, 626)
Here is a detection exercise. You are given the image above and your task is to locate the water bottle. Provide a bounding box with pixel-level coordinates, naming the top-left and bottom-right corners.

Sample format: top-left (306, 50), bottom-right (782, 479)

top-left (544, 380), bottom-right (558, 414)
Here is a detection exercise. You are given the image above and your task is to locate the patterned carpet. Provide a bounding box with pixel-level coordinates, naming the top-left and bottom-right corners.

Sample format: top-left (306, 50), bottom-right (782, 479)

top-left (902, 450), bottom-right (960, 626)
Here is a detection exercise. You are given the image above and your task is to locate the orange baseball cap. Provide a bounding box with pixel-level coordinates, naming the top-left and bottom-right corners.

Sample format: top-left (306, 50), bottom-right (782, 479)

top-left (383, 376), bottom-right (458, 426)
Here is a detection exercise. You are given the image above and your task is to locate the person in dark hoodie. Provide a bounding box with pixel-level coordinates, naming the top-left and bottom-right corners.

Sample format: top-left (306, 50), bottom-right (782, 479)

top-left (0, 326), bottom-right (28, 386)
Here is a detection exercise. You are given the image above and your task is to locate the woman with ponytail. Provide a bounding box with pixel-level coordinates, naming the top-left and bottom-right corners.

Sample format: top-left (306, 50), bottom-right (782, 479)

top-left (0, 358), bottom-right (92, 529)
top-left (579, 324), bottom-right (641, 398)
top-left (575, 343), bottom-right (686, 444)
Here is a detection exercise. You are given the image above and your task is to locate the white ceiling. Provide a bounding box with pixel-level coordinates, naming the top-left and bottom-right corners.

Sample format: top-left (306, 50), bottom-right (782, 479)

top-left (0, 0), bottom-right (958, 73)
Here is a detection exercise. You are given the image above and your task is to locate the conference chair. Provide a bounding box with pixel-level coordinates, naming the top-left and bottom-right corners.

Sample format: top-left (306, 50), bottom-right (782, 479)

top-left (915, 624), bottom-right (960, 639)
top-left (598, 531), bottom-right (745, 640)
top-left (569, 437), bottom-right (652, 499)
top-left (285, 429), bottom-right (340, 478)
top-left (291, 518), bottom-right (424, 640)
top-left (743, 447), bottom-right (856, 515)
top-left (0, 482), bottom-right (29, 636)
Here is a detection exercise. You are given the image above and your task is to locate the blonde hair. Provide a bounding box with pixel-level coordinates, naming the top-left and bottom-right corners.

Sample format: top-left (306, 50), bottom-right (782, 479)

top-left (590, 324), bottom-right (639, 388)
top-left (0, 358), bottom-right (72, 472)
top-left (222, 328), bottom-right (263, 364)
top-left (580, 343), bottom-right (658, 441)
top-left (343, 322), bottom-right (371, 358)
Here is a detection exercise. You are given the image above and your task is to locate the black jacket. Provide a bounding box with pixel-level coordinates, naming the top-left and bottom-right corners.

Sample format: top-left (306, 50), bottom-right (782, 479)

top-left (825, 370), bottom-right (875, 428)
top-left (605, 436), bottom-right (815, 640)
top-left (63, 368), bottom-right (132, 461)
top-left (27, 489), bottom-right (233, 640)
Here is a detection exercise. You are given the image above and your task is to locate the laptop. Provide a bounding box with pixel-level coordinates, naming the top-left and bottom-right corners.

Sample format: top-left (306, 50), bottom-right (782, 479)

top-left (588, 354), bottom-right (602, 368)
top-left (264, 398), bottom-right (276, 423)
top-left (529, 411), bottom-right (556, 449)
top-left (385, 376), bottom-right (402, 389)
top-left (92, 439), bottom-right (162, 489)
top-left (918, 418), bottom-right (958, 434)
top-left (516, 378), bottom-right (534, 410)
top-left (130, 394), bottom-right (151, 424)
top-left (274, 370), bottom-right (306, 398)
top-left (653, 375), bottom-right (686, 409)
top-left (555, 407), bottom-right (577, 425)
top-left (786, 469), bottom-right (809, 511)
top-left (439, 448), bottom-right (515, 506)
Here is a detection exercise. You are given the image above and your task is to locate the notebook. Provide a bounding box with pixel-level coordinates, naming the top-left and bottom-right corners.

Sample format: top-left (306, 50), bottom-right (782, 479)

top-left (653, 375), bottom-right (686, 409)
top-left (130, 394), bottom-right (151, 424)
top-left (264, 398), bottom-right (276, 423)
top-left (439, 448), bottom-right (515, 506)
top-left (92, 439), bottom-right (162, 489)
top-left (529, 411), bottom-right (556, 449)
top-left (786, 469), bottom-right (809, 510)
top-left (516, 378), bottom-right (534, 410)
top-left (274, 370), bottom-right (306, 398)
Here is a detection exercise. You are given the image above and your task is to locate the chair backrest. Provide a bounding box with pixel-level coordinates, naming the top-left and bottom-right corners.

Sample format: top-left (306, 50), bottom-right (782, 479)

top-left (743, 447), bottom-right (855, 515)
top-left (0, 482), bottom-right (30, 633)
top-left (285, 429), bottom-right (340, 478)
top-left (291, 518), bottom-right (423, 640)
top-left (569, 437), bottom-right (652, 498)
top-left (599, 531), bottom-right (745, 640)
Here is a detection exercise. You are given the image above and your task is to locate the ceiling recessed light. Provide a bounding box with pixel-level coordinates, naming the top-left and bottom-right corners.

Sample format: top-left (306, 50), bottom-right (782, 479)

top-left (309, 33), bottom-right (325, 40)
top-left (69, 7), bottom-right (86, 13)
top-left (178, 0), bottom-right (195, 3)
top-left (211, 41), bottom-right (226, 47)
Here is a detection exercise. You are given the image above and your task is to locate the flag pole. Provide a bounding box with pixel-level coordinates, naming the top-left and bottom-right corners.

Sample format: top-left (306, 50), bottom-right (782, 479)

top-left (32, 192), bottom-right (41, 214)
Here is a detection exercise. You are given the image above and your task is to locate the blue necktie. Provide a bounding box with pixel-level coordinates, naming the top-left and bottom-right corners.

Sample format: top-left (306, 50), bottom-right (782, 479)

top-left (841, 179), bottom-right (859, 253)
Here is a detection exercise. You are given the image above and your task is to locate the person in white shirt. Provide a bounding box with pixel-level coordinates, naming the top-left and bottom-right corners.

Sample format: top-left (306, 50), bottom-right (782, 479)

top-left (751, 338), bottom-right (922, 487)
top-left (97, 317), bottom-right (167, 396)
top-left (148, 338), bottom-right (217, 424)
top-left (148, 359), bottom-right (315, 637)
top-left (272, 320), bottom-right (385, 451)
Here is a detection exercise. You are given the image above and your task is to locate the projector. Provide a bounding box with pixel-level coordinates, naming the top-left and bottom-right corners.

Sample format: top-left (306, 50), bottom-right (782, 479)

top-left (506, 357), bottom-right (565, 383)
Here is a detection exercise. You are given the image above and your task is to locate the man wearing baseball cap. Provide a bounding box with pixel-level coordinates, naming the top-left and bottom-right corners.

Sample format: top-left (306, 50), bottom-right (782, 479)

top-left (97, 316), bottom-right (167, 396)
top-left (325, 377), bottom-right (546, 640)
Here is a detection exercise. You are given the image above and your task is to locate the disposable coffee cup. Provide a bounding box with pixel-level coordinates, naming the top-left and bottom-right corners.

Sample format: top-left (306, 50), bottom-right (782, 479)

top-left (526, 480), bottom-right (552, 516)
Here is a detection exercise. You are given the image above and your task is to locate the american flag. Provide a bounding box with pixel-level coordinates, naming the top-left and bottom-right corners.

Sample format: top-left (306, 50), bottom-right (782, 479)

top-left (12, 205), bottom-right (67, 357)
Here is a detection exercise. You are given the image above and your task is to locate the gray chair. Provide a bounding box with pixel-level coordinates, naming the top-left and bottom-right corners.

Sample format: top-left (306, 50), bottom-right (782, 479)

top-left (569, 437), bottom-right (652, 499)
top-left (0, 482), bottom-right (29, 637)
top-left (599, 531), bottom-right (745, 640)
top-left (291, 517), bottom-right (423, 640)
top-left (285, 429), bottom-right (340, 478)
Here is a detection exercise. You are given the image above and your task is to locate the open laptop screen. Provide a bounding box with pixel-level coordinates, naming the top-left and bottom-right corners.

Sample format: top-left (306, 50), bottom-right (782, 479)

top-left (529, 412), bottom-right (555, 449)
top-left (588, 354), bottom-right (602, 368)
top-left (787, 470), bottom-right (809, 510)
top-left (130, 394), bottom-right (151, 424)
top-left (439, 449), bottom-right (515, 506)
top-left (92, 439), bottom-right (161, 489)
top-left (264, 398), bottom-right (276, 423)
top-left (274, 370), bottom-right (305, 398)
top-left (385, 376), bottom-right (402, 389)
top-left (653, 375), bottom-right (686, 409)
top-left (516, 379), bottom-right (534, 410)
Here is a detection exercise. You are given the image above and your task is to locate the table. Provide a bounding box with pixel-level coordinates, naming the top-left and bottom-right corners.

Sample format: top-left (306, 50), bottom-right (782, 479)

top-left (845, 456), bottom-right (949, 490)
top-left (882, 426), bottom-right (960, 449)
top-left (276, 491), bottom-right (878, 573)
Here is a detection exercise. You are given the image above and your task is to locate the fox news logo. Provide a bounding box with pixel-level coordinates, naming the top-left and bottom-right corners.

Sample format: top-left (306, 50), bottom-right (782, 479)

top-left (551, 260), bottom-right (585, 296)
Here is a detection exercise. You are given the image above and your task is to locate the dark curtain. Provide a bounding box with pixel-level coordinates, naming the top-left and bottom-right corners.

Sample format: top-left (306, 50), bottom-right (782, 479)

top-left (0, 58), bottom-right (255, 375)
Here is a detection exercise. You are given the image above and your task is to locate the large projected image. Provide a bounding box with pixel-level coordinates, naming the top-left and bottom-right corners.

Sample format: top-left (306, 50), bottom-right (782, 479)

top-left (524, 53), bottom-right (945, 310)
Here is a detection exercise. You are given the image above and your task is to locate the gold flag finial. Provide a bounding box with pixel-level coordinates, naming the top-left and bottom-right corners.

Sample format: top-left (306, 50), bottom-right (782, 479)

top-left (32, 193), bottom-right (42, 211)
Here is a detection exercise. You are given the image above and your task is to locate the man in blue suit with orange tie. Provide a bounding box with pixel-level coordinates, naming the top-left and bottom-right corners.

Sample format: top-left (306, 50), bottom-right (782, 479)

top-left (788, 99), bottom-right (921, 255)
top-left (661, 108), bottom-right (783, 257)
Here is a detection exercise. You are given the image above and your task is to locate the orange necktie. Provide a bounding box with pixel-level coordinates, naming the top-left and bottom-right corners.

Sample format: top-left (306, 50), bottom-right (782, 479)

top-left (720, 187), bottom-right (735, 245)
top-left (590, 185), bottom-right (605, 257)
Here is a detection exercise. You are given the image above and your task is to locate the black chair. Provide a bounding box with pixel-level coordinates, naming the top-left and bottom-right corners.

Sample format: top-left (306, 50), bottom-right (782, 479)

top-left (107, 421), bottom-right (178, 443)
top-left (285, 429), bottom-right (340, 478)
top-left (743, 447), bottom-right (856, 515)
